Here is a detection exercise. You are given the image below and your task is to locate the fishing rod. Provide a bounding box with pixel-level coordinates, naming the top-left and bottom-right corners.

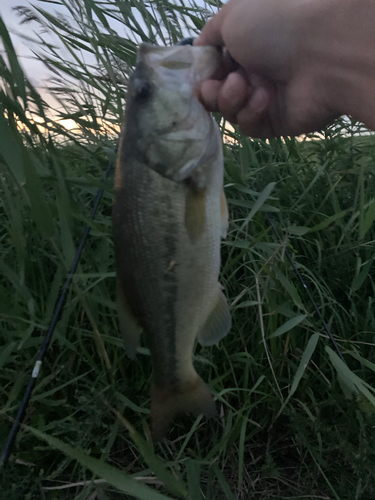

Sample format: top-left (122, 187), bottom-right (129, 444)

top-left (0, 36), bottom-right (193, 468)
top-left (0, 36), bottom-right (194, 469)
top-left (0, 140), bottom-right (118, 467)
top-left (261, 207), bottom-right (346, 364)
top-left (176, 40), bottom-right (343, 359)
top-left (181, 32), bottom-right (346, 362)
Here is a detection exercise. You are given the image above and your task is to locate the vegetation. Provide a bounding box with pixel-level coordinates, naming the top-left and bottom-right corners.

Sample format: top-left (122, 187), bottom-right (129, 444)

top-left (1, 1), bottom-right (375, 499)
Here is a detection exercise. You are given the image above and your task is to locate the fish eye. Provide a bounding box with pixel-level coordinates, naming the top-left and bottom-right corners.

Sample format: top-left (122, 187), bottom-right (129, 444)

top-left (135, 80), bottom-right (151, 100)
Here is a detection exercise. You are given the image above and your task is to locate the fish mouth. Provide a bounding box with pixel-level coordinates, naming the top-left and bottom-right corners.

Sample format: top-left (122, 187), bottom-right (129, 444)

top-left (137, 43), bottom-right (220, 84)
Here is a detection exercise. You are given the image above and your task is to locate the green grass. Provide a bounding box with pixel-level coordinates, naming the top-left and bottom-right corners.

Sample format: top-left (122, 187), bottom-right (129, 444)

top-left (1, 1), bottom-right (375, 499)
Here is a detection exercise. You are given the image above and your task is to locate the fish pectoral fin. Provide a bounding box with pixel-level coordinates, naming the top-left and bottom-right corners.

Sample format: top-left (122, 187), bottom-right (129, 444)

top-left (197, 288), bottom-right (231, 346)
top-left (116, 280), bottom-right (142, 359)
top-left (185, 186), bottom-right (206, 242)
top-left (220, 188), bottom-right (229, 239)
top-left (173, 157), bottom-right (199, 182)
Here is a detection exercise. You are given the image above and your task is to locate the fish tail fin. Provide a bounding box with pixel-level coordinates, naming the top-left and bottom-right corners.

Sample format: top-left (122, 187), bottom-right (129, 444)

top-left (150, 376), bottom-right (216, 440)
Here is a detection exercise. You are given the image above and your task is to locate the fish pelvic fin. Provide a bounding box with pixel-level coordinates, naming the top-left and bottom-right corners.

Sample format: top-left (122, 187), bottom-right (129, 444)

top-left (151, 376), bottom-right (216, 440)
top-left (197, 288), bottom-right (231, 346)
top-left (116, 279), bottom-right (142, 359)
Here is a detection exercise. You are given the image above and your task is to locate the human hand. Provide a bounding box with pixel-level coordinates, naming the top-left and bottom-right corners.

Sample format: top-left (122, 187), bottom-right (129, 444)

top-left (195, 0), bottom-right (341, 138)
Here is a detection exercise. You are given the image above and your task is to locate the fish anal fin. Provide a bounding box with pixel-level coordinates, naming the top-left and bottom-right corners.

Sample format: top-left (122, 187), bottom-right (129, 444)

top-left (220, 189), bottom-right (229, 239)
top-left (116, 280), bottom-right (142, 359)
top-left (197, 288), bottom-right (231, 346)
top-left (151, 376), bottom-right (216, 440)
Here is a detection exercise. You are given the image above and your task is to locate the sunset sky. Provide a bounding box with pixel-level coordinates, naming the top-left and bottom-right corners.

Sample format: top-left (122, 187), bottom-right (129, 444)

top-left (1, 0), bottom-right (56, 86)
top-left (0, 0), bottom-right (217, 130)
top-left (0, 0), bottom-right (216, 88)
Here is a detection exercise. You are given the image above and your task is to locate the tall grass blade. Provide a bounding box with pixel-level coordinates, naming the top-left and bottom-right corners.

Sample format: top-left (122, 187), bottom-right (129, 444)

top-left (268, 314), bottom-right (307, 338)
top-left (274, 332), bottom-right (320, 420)
top-left (326, 347), bottom-right (375, 407)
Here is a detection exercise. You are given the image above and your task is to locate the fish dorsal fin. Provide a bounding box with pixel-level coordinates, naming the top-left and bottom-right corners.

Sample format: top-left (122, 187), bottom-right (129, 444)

top-left (116, 280), bottom-right (142, 359)
top-left (197, 288), bottom-right (231, 346)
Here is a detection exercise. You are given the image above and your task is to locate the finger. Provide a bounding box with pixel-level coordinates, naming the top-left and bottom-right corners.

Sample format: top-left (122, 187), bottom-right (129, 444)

top-left (217, 72), bottom-right (248, 123)
top-left (222, 48), bottom-right (241, 73)
top-left (198, 79), bottom-right (223, 112)
top-left (236, 87), bottom-right (272, 137)
top-left (248, 86), bottom-right (270, 113)
top-left (238, 110), bottom-right (275, 139)
top-left (208, 48), bottom-right (242, 81)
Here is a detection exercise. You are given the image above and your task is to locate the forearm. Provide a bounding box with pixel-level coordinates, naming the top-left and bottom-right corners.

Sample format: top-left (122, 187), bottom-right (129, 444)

top-left (298, 0), bottom-right (375, 129)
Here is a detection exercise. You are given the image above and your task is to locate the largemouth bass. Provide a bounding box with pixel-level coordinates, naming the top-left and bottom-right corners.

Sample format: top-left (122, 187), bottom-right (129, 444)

top-left (113, 43), bottom-right (231, 439)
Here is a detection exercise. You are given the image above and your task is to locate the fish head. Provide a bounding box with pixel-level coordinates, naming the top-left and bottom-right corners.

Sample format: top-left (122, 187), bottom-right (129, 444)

top-left (125, 43), bottom-right (221, 182)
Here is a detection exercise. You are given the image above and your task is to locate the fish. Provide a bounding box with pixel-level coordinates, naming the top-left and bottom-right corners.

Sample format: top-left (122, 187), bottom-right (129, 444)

top-left (112, 43), bottom-right (231, 439)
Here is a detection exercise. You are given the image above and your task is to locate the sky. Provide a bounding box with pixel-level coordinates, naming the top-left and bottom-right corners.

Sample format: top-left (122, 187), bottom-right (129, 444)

top-left (0, 0), bottom-right (221, 128)
top-left (0, 0), bottom-right (219, 89)
top-left (0, 0), bottom-right (72, 111)
top-left (1, 0), bottom-right (54, 86)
